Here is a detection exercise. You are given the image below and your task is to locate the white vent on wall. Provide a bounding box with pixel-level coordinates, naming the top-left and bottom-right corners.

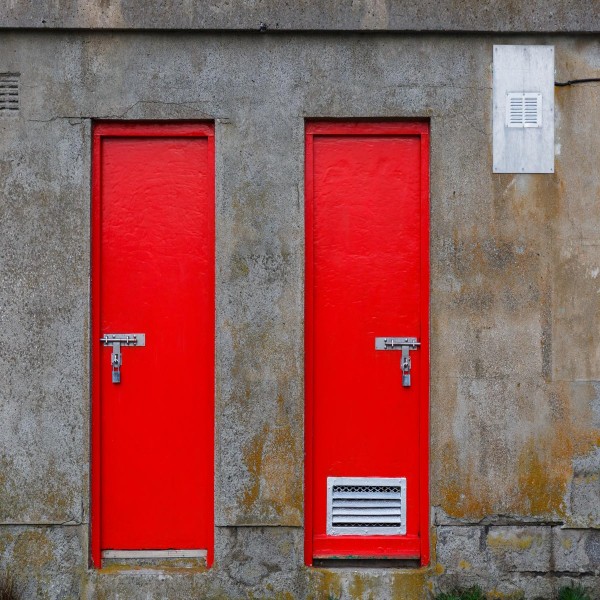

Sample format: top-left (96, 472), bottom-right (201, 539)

top-left (493, 45), bottom-right (554, 173)
top-left (0, 74), bottom-right (19, 117)
top-left (326, 477), bottom-right (406, 536)
top-left (506, 92), bottom-right (542, 128)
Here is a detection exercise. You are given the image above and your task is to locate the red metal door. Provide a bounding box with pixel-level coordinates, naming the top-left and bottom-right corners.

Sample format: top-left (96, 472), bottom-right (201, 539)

top-left (91, 123), bottom-right (215, 567)
top-left (305, 122), bottom-right (429, 564)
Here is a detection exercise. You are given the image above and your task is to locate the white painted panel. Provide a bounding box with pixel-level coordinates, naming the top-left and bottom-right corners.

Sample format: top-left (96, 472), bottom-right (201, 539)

top-left (102, 549), bottom-right (207, 559)
top-left (326, 476), bottom-right (407, 536)
top-left (493, 45), bottom-right (554, 173)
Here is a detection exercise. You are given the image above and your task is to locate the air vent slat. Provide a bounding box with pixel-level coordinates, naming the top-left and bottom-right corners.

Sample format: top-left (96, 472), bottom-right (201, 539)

top-left (332, 491), bottom-right (402, 500)
top-left (506, 92), bottom-right (541, 128)
top-left (327, 477), bottom-right (407, 536)
top-left (332, 500), bottom-right (400, 507)
top-left (333, 516), bottom-right (404, 520)
top-left (0, 74), bottom-right (19, 117)
top-left (333, 509), bottom-right (403, 516)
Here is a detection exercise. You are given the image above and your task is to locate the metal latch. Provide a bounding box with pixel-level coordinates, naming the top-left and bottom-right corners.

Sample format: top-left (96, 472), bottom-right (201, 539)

top-left (375, 337), bottom-right (420, 387)
top-left (100, 333), bottom-right (146, 384)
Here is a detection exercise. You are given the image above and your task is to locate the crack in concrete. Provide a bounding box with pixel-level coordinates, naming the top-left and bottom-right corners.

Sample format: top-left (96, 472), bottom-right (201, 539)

top-left (27, 99), bottom-right (231, 122)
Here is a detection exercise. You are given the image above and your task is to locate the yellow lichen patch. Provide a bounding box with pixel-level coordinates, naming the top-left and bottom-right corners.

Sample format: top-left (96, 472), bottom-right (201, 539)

top-left (458, 559), bottom-right (471, 570)
top-left (391, 571), bottom-right (429, 600)
top-left (348, 573), bottom-right (366, 599)
top-left (230, 254), bottom-right (250, 279)
top-left (437, 440), bottom-right (495, 518)
top-left (515, 437), bottom-right (568, 516)
top-left (241, 423), bottom-right (268, 511)
top-left (487, 590), bottom-right (525, 600)
top-left (99, 562), bottom-right (207, 575)
top-left (515, 384), bottom-right (600, 519)
top-left (435, 379), bottom-right (600, 521)
top-left (434, 563), bottom-right (445, 575)
top-left (249, 582), bottom-right (292, 599)
top-left (248, 591), bottom-right (294, 600)
top-left (0, 533), bottom-right (12, 556)
top-left (487, 531), bottom-right (533, 551)
top-left (576, 473), bottom-right (599, 484)
top-left (308, 568), bottom-right (342, 600)
top-left (12, 530), bottom-right (53, 570)
top-left (345, 572), bottom-right (384, 600)
top-left (260, 395), bottom-right (303, 519)
top-left (561, 537), bottom-right (573, 550)
top-left (240, 394), bottom-right (302, 524)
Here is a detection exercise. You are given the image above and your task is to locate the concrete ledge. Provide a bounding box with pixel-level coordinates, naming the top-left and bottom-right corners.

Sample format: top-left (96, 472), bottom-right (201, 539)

top-left (3, 0), bottom-right (600, 32)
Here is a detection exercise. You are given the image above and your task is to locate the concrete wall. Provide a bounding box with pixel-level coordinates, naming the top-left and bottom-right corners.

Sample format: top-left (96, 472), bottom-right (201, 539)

top-left (0, 30), bottom-right (599, 599)
top-left (2, 1), bottom-right (600, 32)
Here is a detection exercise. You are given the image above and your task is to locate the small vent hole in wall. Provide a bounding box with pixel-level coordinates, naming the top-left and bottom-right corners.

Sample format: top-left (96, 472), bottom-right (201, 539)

top-left (327, 477), bottom-right (406, 536)
top-left (0, 74), bottom-right (19, 117)
top-left (506, 92), bottom-right (542, 128)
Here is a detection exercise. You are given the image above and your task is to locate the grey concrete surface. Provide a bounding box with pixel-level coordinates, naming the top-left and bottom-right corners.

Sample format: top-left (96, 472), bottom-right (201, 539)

top-left (0, 525), bottom-right (84, 599)
top-left (3, 1), bottom-right (600, 33)
top-left (0, 29), bottom-right (599, 598)
top-left (553, 527), bottom-right (600, 574)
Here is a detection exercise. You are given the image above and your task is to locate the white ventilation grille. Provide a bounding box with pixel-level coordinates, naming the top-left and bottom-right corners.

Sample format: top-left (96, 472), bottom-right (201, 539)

top-left (0, 74), bottom-right (19, 117)
top-left (506, 92), bottom-right (542, 128)
top-left (327, 477), bottom-right (406, 536)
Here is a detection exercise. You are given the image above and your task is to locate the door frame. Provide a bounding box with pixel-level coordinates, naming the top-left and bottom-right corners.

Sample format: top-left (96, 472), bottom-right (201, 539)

top-left (304, 120), bottom-right (430, 566)
top-left (90, 121), bottom-right (215, 568)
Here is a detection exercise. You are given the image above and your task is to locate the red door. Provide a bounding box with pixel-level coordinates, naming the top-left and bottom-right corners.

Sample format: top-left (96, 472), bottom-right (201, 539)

top-left (305, 122), bottom-right (429, 564)
top-left (91, 122), bottom-right (215, 567)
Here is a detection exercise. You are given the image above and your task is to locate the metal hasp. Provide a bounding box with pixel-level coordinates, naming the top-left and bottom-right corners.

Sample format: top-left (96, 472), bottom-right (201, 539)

top-left (375, 337), bottom-right (420, 387)
top-left (100, 333), bottom-right (146, 384)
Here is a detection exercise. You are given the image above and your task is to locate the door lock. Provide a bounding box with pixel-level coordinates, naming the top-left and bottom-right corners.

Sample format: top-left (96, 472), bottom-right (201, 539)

top-left (100, 333), bottom-right (146, 384)
top-left (375, 337), bottom-right (420, 387)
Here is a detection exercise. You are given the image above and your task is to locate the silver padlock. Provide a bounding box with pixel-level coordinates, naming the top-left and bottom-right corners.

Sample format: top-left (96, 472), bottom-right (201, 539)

top-left (111, 352), bottom-right (122, 383)
top-left (401, 351), bottom-right (411, 388)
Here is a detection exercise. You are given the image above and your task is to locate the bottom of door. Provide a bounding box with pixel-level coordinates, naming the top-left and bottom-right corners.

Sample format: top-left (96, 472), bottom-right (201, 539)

top-left (313, 534), bottom-right (420, 559)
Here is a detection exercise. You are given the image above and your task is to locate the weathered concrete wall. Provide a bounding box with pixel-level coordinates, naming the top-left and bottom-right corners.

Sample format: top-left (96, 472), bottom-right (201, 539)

top-left (0, 31), bottom-right (599, 599)
top-left (3, 1), bottom-right (600, 32)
